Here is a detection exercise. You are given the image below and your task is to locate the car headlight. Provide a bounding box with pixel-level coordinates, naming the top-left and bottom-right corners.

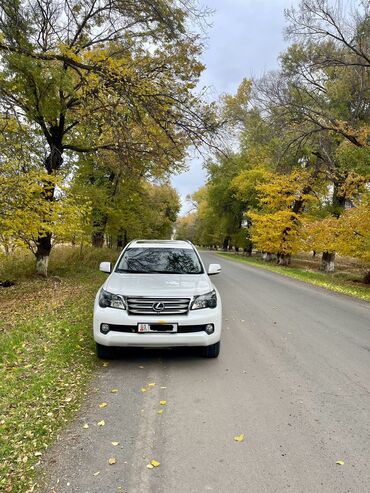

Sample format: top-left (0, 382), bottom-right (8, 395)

top-left (191, 290), bottom-right (217, 310)
top-left (99, 288), bottom-right (126, 310)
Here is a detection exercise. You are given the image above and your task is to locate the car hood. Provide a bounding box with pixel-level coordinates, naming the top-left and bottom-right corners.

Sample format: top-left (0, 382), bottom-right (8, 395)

top-left (104, 272), bottom-right (213, 298)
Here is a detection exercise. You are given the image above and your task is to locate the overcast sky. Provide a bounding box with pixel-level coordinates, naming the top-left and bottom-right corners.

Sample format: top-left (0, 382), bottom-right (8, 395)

top-left (171, 0), bottom-right (297, 214)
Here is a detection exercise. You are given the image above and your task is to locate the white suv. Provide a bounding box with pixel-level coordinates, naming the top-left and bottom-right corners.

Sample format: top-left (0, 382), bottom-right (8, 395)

top-left (93, 240), bottom-right (222, 358)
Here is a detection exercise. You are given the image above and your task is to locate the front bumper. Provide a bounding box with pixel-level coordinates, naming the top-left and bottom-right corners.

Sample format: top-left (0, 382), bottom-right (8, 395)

top-left (93, 303), bottom-right (222, 348)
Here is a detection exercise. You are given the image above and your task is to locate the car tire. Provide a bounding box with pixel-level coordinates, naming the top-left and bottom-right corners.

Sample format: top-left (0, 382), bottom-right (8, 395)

top-left (203, 341), bottom-right (220, 358)
top-left (96, 342), bottom-right (113, 359)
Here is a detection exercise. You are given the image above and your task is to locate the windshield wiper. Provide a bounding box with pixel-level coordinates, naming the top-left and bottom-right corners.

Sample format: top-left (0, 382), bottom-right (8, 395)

top-left (145, 270), bottom-right (200, 274)
top-left (116, 269), bottom-right (201, 274)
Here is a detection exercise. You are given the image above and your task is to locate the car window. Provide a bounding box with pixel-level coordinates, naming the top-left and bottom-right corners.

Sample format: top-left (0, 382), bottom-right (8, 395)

top-left (116, 248), bottom-right (203, 274)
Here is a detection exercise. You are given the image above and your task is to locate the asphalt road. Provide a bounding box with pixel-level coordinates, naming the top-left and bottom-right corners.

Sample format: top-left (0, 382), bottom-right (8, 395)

top-left (41, 252), bottom-right (370, 493)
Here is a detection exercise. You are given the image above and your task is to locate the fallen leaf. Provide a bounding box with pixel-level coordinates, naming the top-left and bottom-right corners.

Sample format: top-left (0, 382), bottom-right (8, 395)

top-left (157, 409), bottom-right (164, 415)
top-left (160, 386), bottom-right (167, 389)
top-left (151, 460), bottom-right (160, 467)
top-left (234, 433), bottom-right (245, 442)
top-left (93, 471), bottom-right (100, 476)
top-left (102, 362), bottom-right (109, 367)
top-left (141, 388), bottom-right (147, 393)
top-left (111, 441), bottom-right (120, 446)
top-left (138, 365), bottom-right (144, 368)
top-left (160, 400), bottom-right (167, 405)
top-left (108, 457), bottom-right (117, 465)
top-left (148, 383), bottom-right (156, 388)
top-left (97, 420), bottom-right (105, 427)
top-left (111, 389), bottom-right (118, 393)
top-left (83, 423), bottom-right (89, 429)
top-left (34, 452), bottom-right (42, 457)
top-left (146, 464), bottom-right (154, 469)
top-left (99, 402), bottom-right (108, 408)
top-left (336, 460), bottom-right (345, 465)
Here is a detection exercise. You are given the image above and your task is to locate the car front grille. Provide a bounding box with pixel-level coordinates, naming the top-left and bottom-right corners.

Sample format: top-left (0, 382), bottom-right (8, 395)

top-left (126, 297), bottom-right (191, 316)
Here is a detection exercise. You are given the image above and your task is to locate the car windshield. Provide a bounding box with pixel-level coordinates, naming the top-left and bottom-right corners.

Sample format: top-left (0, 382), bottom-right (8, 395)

top-left (116, 247), bottom-right (203, 274)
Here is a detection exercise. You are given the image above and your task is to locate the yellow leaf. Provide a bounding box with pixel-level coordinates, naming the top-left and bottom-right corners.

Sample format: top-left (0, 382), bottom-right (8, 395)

top-left (97, 420), bottom-right (105, 427)
top-left (99, 402), bottom-right (108, 408)
top-left (157, 409), bottom-right (164, 415)
top-left (160, 400), bottom-right (167, 405)
top-left (234, 434), bottom-right (245, 442)
top-left (111, 389), bottom-right (118, 393)
top-left (151, 460), bottom-right (160, 467)
top-left (108, 457), bottom-right (117, 465)
top-left (83, 423), bottom-right (89, 429)
top-left (141, 388), bottom-right (147, 393)
top-left (111, 441), bottom-right (119, 446)
top-left (146, 463), bottom-right (154, 469)
top-left (336, 460), bottom-right (345, 465)
top-left (148, 383), bottom-right (156, 388)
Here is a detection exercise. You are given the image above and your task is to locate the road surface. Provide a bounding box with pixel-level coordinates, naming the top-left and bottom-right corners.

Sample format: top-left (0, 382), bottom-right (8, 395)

top-left (41, 252), bottom-right (370, 493)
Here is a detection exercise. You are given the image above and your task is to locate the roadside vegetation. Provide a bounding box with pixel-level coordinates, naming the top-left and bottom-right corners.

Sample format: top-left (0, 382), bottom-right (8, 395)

top-left (0, 0), bottom-right (218, 277)
top-left (176, 1), bottom-right (370, 283)
top-left (218, 252), bottom-right (370, 302)
top-left (0, 247), bottom-right (116, 493)
top-left (0, 2), bottom-right (218, 491)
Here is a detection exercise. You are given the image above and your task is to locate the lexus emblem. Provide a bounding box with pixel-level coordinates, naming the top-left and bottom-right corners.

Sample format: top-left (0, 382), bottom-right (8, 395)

top-left (153, 302), bottom-right (165, 312)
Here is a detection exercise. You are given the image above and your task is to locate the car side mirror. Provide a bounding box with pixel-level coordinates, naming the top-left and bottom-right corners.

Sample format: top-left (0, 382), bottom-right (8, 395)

top-left (208, 263), bottom-right (221, 276)
top-left (99, 262), bottom-right (112, 274)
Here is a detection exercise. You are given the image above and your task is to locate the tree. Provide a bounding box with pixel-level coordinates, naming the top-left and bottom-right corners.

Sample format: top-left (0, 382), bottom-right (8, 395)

top-left (283, 0), bottom-right (370, 149)
top-left (334, 198), bottom-right (370, 282)
top-left (0, 0), bottom-right (218, 275)
top-left (249, 170), bottom-right (318, 264)
top-left (175, 213), bottom-right (198, 243)
top-left (0, 164), bottom-right (88, 253)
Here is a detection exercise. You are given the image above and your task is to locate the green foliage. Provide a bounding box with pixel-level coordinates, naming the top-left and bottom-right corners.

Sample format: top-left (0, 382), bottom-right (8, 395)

top-left (184, 1), bottom-right (369, 275)
top-left (0, 1), bottom-right (218, 271)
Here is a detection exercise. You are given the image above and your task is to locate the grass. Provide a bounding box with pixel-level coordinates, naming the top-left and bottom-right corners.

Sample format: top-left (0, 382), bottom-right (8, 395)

top-left (0, 246), bottom-right (118, 493)
top-left (217, 252), bottom-right (370, 302)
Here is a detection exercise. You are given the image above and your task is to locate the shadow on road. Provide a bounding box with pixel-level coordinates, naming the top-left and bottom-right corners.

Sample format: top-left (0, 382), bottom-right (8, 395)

top-left (104, 345), bottom-right (209, 362)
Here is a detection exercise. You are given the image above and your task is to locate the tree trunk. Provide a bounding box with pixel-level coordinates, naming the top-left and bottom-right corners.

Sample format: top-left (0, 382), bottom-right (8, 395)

top-left (320, 251), bottom-right (335, 272)
top-left (92, 231), bottom-right (105, 248)
top-left (116, 229), bottom-right (128, 250)
top-left (91, 209), bottom-right (108, 248)
top-left (34, 134), bottom-right (64, 276)
top-left (222, 236), bottom-right (230, 251)
top-left (363, 270), bottom-right (370, 284)
top-left (262, 252), bottom-right (276, 262)
top-left (35, 233), bottom-right (52, 277)
top-left (277, 253), bottom-right (291, 266)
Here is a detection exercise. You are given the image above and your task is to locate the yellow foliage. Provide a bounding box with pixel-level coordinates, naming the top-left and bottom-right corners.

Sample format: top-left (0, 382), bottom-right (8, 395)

top-left (333, 201), bottom-right (370, 263)
top-left (256, 170), bottom-right (315, 211)
top-left (305, 199), bottom-right (370, 262)
top-left (0, 168), bottom-right (90, 252)
top-left (250, 210), bottom-right (306, 255)
top-left (249, 170), bottom-right (317, 255)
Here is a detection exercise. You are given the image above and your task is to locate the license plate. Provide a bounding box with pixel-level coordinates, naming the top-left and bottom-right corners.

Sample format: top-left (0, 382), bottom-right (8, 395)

top-left (137, 323), bottom-right (177, 333)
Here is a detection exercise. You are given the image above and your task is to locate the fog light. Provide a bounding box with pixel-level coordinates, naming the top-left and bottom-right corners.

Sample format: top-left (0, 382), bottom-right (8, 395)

top-left (205, 324), bottom-right (214, 334)
top-left (101, 323), bottom-right (110, 334)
